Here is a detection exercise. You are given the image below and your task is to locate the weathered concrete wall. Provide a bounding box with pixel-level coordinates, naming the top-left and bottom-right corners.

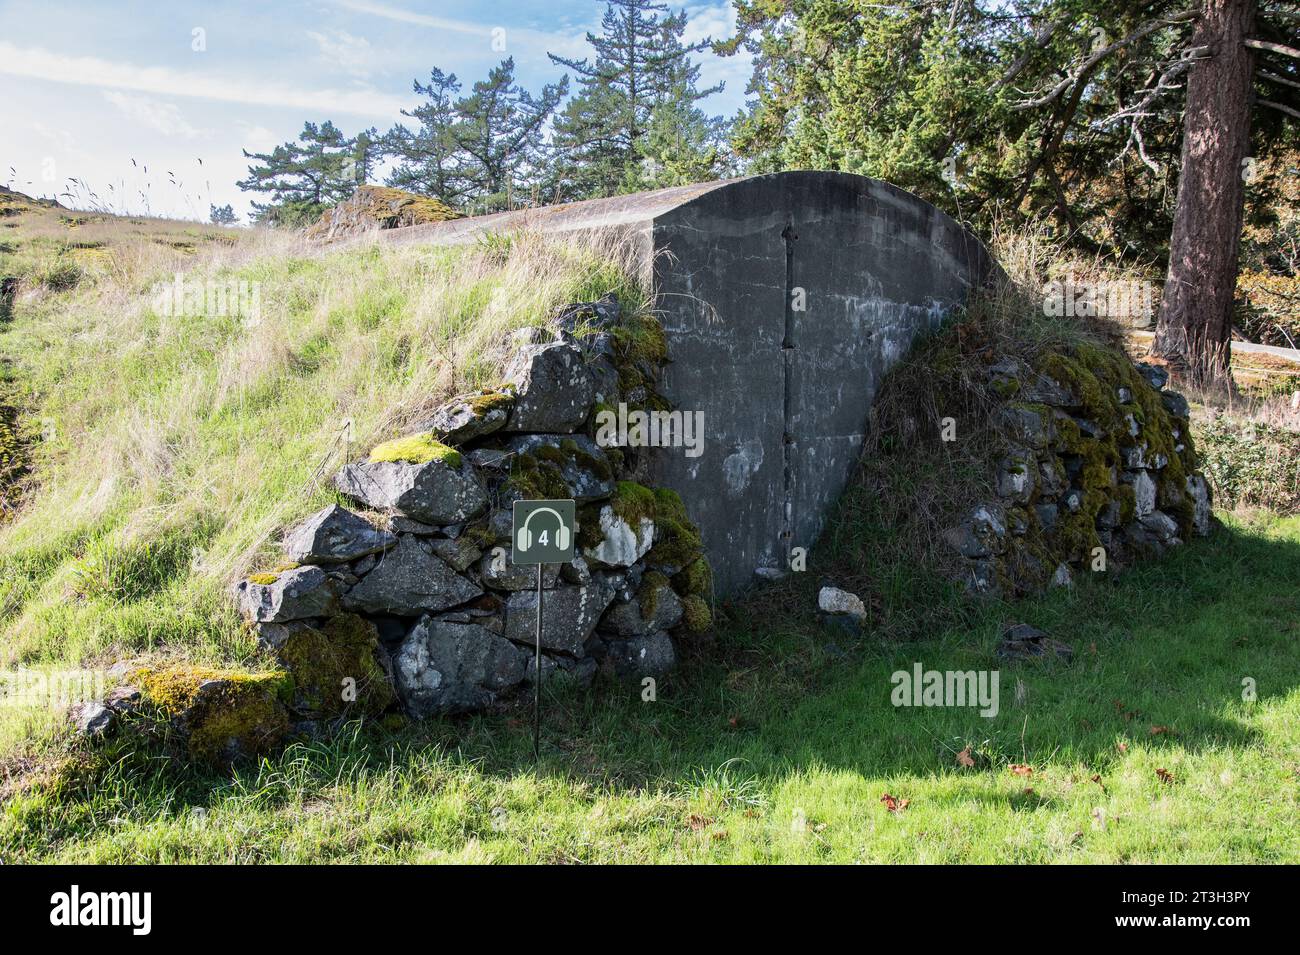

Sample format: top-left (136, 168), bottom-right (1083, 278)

top-left (648, 174), bottom-right (994, 595)
top-left (393, 172), bottom-right (995, 597)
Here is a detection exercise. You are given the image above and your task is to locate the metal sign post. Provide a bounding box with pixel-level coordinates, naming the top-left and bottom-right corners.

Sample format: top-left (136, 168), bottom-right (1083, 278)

top-left (511, 499), bottom-right (576, 761)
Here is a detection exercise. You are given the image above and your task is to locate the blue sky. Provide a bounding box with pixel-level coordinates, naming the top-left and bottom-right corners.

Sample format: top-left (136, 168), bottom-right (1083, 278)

top-left (0, 0), bottom-right (751, 220)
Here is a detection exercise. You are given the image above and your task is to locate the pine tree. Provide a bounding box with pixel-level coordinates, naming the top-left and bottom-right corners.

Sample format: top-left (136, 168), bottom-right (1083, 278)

top-left (237, 121), bottom-right (360, 225)
top-left (384, 59), bottom-right (566, 212)
top-left (454, 58), bottom-right (568, 212)
top-left (208, 203), bottom-right (237, 225)
top-left (385, 69), bottom-right (467, 202)
top-left (547, 0), bottom-right (726, 199)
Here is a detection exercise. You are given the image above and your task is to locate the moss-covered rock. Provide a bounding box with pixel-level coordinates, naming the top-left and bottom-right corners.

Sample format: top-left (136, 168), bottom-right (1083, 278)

top-left (131, 664), bottom-right (292, 765)
top-left (368, 432), bottom-right (462, 467)
top-left (271, 613), bottom-right (394, 720)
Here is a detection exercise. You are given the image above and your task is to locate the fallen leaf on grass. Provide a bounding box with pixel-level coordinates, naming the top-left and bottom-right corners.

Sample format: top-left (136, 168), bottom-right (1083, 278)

top-left (880, 793), bottom-right (910, 813)
top-left (1009, 763), bottom-right (1034, 777)
top-left (956, 747), bottom-right (976, 768)
top-left (1156, 768), bottom-right (1175, 785)
top-left (688, 814), bottom-right (713, 831)
top-left (710, 830), bottom-right (729, 842)
top-left (1149, 725), bottom-right (1173, 736)
top-left (1090, 774), bottom-right (1106, 792)
top-left (1117, 741), bottom-right (1129, 753)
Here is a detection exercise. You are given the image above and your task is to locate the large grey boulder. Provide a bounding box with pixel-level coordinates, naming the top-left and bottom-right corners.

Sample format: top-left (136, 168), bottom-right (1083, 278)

top-left (392, 617), bottom-right (529, 717)
top-left (1130, 469), bottom-right (1157, 518)
top-left (503, 578), bottom-right (618, 655)
top-left (237, 565), bottom-right (339, 623)
top-left (583, 504), bottom-right (655, 568)
top-left (501, 338), bottom-right (596, 433)
top-left (995, 450), bottom-right (1037, 504)
top-left (282, 504), bottom-right (396, 564)
top-left (506, 434), bottom-right (615, 502)
top-left (479, 553), bottom-right (561, 591)
top-left (944, 504), bottom-right (1007, 559)
top-left (421, 391), bottom-right (512, 445)
top-left (334, 457), bottom-right (487, 524)
top-left (600, 576), bottom-right (683, 636)
top-left (603, 631), bottom-right (676, 678)
top-left (342, 537), bottom-right (481, 616)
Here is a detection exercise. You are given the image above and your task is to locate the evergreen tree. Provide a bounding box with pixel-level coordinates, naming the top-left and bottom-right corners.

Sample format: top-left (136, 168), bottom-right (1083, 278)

top-left (384, 69), bottom-right (467, 201)
top-left (208, 203), bottom-right (237, 225)
top-left (548, 0), bottom-right (727, 198)
top-left (384, 59), bottom-right (566, 212)
top-left (454, 58), bottom-right (568, 212)
top-left (237, 121), bottom-right (361, 225)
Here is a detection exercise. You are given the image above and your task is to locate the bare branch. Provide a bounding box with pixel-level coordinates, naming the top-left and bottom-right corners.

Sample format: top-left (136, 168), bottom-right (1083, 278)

top-left (1259, 69), bottom-right (1300, 89)
top-left (1093, 46), bottom-right (1210, 127)
top-left (989, 17), bottom-right (1067, 92)
top-left (1014, 10), bottom-right (1199, 110)
top-left (1244, 38), bottom-right (1300, 59)
top-left (1258, 96), bottom-right (1300, 119)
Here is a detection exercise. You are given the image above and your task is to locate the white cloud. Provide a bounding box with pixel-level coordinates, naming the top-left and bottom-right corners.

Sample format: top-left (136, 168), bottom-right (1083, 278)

top-left (307, 28), bottom-right (375, 79)
top-left (0, 41), bottom-right (407, 118)
top-left (333, 0), bottom-right (588, 60)
top-left (331, 0), bottom-right (491, 35)
top-left (235, 122), bottom-right (281, 155)
top-left (103, 91), bottom-right (209, 139)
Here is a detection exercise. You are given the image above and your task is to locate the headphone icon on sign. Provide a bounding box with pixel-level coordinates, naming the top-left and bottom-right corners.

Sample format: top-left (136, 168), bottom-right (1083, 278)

top-left (516, 507), bottom-right (571, 553)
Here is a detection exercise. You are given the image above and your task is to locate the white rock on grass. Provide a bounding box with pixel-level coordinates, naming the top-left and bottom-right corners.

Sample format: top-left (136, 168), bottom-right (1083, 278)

top-left (817, 586), bottom-right (868, 622)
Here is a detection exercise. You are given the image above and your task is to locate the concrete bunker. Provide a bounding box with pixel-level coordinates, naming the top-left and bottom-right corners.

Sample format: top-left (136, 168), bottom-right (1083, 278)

top-left (386, 171), bottom-right (997, 596)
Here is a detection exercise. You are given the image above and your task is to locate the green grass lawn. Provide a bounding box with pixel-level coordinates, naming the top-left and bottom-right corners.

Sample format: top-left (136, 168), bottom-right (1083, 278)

top-left (4, 512), bottom-right (1296, 864)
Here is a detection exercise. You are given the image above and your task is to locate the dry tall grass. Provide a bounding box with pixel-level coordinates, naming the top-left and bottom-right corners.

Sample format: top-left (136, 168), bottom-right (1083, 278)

top-left (0, 209), bottom-right (646, 668)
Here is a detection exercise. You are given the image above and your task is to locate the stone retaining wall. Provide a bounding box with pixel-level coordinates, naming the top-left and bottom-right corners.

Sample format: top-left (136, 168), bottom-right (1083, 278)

top-left (233, 296), bottom-right (712, 723)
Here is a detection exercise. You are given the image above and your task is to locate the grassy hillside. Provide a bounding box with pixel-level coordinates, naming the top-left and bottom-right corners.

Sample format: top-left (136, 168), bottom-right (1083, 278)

top-left (0, 203), bottom-right (640, 678)
top-left (1, 203), bottom-right (1297, 863)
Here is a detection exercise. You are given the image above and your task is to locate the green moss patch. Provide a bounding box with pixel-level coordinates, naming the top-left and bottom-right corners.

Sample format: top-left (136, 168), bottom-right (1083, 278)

top-left (274, 614), bottom-right (394, 720)
top-left (369, 433), bottom-right (462, 467)
top-left (132, 663), bottom-right (291, 765)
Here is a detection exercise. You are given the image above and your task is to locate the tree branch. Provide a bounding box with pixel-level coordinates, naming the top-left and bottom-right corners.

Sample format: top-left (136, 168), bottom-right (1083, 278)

top-left (1014, 9), bottom-right (1199, 110)
top-left (1258, 97), bottom-right (1300, 119)
top-left (1259, 69), bottom-right (1300, 89)
top-left (1244, 38), bottom-right (1300, 59)
top-left (989, 17), bottom-right (1067, 92)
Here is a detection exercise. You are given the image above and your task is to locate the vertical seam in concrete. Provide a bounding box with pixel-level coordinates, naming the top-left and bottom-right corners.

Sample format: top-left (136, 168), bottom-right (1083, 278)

top-left (780, 221), bottom-right (797, 549)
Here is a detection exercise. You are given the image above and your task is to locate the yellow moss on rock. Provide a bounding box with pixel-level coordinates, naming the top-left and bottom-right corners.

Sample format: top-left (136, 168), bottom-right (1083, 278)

top-left (369, 432), bottom-right (462, 467)
top-left (131, 663), bottom-right (292, 764)
top-left (681, 595), bottom-right (712, 633)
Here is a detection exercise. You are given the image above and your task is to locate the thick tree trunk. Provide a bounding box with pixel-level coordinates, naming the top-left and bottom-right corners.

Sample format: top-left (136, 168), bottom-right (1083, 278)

top-left (1153, 0), bottom-right (1257, 386)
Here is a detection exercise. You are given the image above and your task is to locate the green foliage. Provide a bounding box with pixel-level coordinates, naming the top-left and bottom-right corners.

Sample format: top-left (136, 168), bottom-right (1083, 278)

top-left (1194, 415), bottom-right (1300, 514)
top-left (237, 121), bottom-right (378, 225)
top-left (384, 59), bottom-right (567, 213)
top-left (722, 1), bottom-right (1297, 262)
top-left (546, 0), bottom-right (731, 199)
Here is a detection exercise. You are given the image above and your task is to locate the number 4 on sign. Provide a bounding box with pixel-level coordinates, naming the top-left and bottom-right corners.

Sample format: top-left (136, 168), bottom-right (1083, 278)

top-left (510, 500), bottom-right (577, 760)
